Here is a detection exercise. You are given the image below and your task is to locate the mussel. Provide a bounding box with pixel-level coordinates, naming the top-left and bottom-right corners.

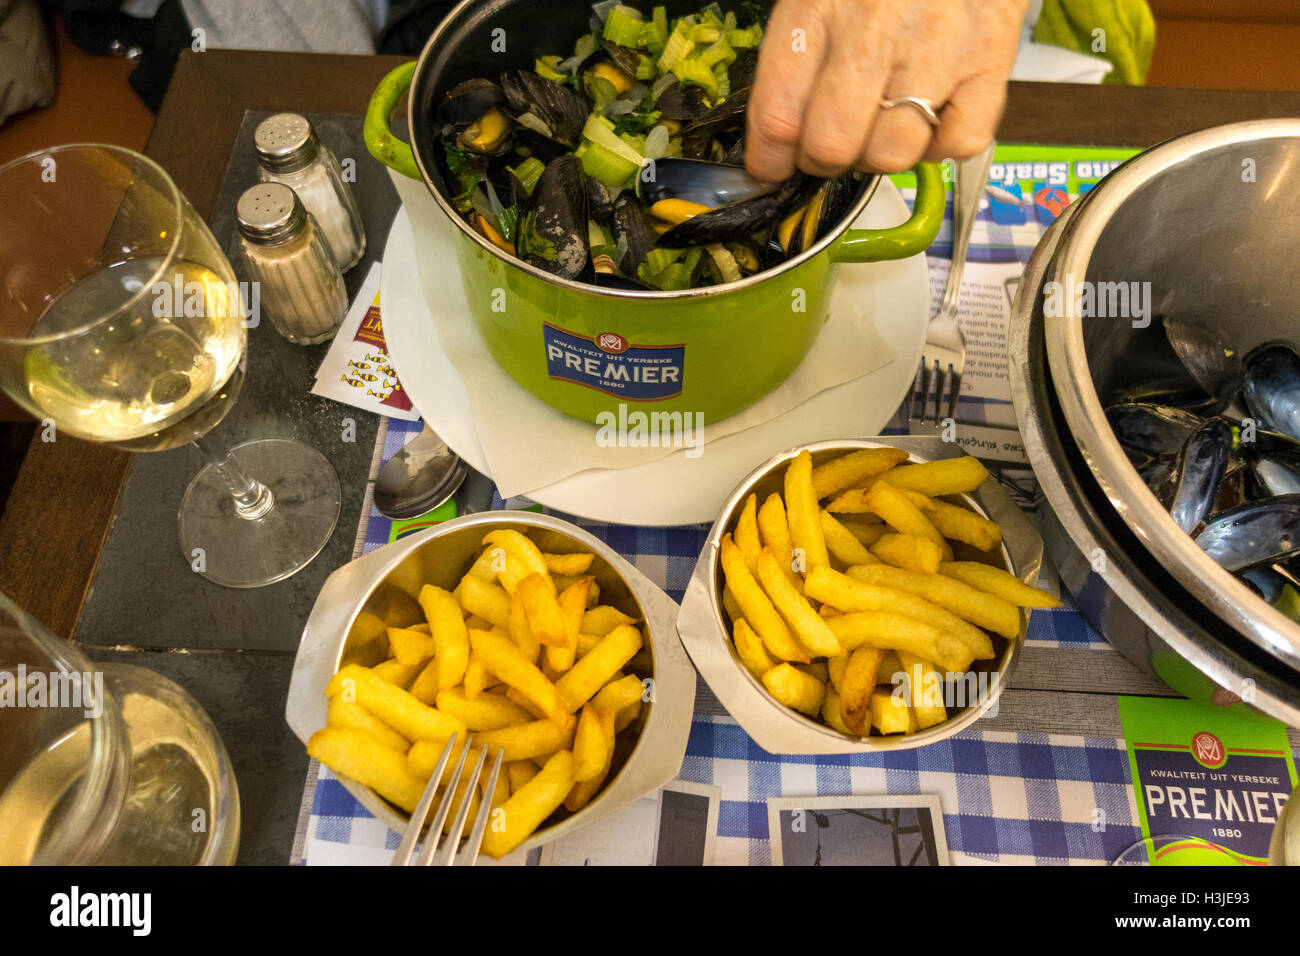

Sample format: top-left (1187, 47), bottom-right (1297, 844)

top-left (1163, 316), bottom-right (1244, 412)
top-left (499, 70), bottom-right (589, 148)
top-left (776, 175), bottom-right (859, 257)
top-left (1242, 343), bottom-right (1300, 442)
top-left (517, 155), bottom-right (589, 279)
top-left (1106, 402), bottom-right (1204, 459)
top-left (611, 193), bottom-right (655, 276)
top-left (1194, 493), bottom-right (1300, 572)
top-left (637, 158), bottom-right (776, 208)
top-left (1160, 418), bottom-right (1233, 534)
top-left (439, 79), bottom-right (513, 155)
top-left (1240, 428), bottom-right (1300, 498)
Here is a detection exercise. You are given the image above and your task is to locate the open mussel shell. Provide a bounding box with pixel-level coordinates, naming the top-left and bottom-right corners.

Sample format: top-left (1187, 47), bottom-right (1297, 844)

top-left (1163, 316), bottom-right (1244, 409)
top-left (439, 78), bottom-right (506, 126)
top-left (499, 70), bottom-right (589, 148)
top-left (1242, 342), bottom-right (1300, 442)
top-left (654, 81), bottom-right (708, 123)
top-left (1240, 428), bottom-right (1300, 498)
top-left (657, 174), bottom-right (817, 249)
top-left (518, 155), bottom-right (589, 279)
top-left (1106, 401), bottom-right (1204, 458)
top-left (1162, 418), bottom-right (1233, 534)
top-left (679, 88), bottom-right (749, 141)
top-left (637, 158), bottom-right (777, 207)
top-left (1107, 379), bottom-right (1223, 417)
top-left (1194, 492), bottom-right (1300, 572)
top-left (1241, 563), bottom-right (1300, 621)
top-left (779, 175), bottom-right (859, 258)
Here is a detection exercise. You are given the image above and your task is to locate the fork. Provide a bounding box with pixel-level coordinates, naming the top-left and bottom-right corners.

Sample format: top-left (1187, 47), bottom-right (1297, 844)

top-left (392, 734), bottom-right (505, 866)
top-left (911, 140), bottom-right (997, 426)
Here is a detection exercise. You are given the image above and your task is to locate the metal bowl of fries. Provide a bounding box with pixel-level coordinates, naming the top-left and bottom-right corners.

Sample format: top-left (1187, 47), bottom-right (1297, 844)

top-left (285, 511), bottom-right (696, 858)
top-left (678, 438), bottom-right (1049, 754)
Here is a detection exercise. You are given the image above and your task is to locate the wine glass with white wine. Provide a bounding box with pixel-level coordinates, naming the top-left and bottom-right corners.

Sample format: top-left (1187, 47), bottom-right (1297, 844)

top-left (0, 144), bottom-right (340, 588)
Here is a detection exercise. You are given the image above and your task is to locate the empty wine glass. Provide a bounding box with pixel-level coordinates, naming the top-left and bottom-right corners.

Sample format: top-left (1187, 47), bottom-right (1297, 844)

top-left (0, 144), bottom-right (340, 588)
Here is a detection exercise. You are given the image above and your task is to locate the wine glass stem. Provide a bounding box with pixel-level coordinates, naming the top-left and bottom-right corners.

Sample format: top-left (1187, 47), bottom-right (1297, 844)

top-left (192, 434), bottom-right (275, 520)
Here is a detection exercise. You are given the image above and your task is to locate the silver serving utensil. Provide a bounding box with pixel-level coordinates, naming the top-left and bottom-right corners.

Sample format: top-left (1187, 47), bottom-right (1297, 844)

top-left (373, 423), bottom-right (467, 519)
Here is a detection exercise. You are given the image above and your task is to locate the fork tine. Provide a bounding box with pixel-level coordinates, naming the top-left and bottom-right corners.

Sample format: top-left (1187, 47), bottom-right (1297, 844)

top-left (414, 737), bottom-right (473, 866)
top-left (432, 744), bottom-right (491, 865)
top-left (915, 360), bottom-right (932, 423)
top-left (392, 732), bottom-right (457, 866)
top-left (457, 748), bottom-right (505, 866)
top-left (945, 368), bottom-right (962, 423)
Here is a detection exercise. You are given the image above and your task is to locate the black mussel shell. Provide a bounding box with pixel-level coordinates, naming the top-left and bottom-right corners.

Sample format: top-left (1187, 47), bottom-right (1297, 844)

top-left (657, 174), bottom-right (817, 248)
top-left (499, 70), bottom-right (589, 148)
top-left (520, 155), bottom-right (589, 279)
top-left (1240, 428), bottom-right (1300, 499)
top-left (1195, 492), bottom-right (1300, 572)
top-left (1106, 402), bottom-right (1204, 458)
top-left (722, 136), bottom-right (746, 165)
top-left (781, 175), bottom-right (859, 257)
top-left (728, 48), bottom-right (758, 92)
top-left (1163, 316), bottom-right (1244, 409)
top-left (1242, 342), bottom-right (1300, 442)
top-left (654, 81), bottom-right (708, 122)
top-left (602, 42), bottom-right (645, 78)
top-left (611, 193), bottom-right (655, 275)
top-left (680, 88), bottom-right (749, 140)
top-left (1162, 418), bottom-right (1233, 534)
top-left (439, 78), bottom-right (506, 126)
top-left (587, 177), bottom-right (616, 226)
top-left (1107, 380), bottom-right (1223, 417)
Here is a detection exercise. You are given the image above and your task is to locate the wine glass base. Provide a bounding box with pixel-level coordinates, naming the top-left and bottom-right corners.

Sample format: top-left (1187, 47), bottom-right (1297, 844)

top-left (178, 438), bottom-right (341, 589)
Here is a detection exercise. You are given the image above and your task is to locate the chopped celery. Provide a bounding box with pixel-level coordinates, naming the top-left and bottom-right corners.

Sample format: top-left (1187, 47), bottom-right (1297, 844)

top-left (713, 62), bottom-right (730, 100)
top-left (443, 143), bottom-right (478, 213)
top-left (588, 75), bottom-right (620, 111)
top-left (497, 205), bottom-right (519, 243)
top-left (698, 38), bottom-right (735, 68)
top-left (577, 141), bottom-right (639, 189)
top-left (635, 53), bottom-right (657, 80)
top-left (639, 261), bottom-right (694, 290)
top-left (672, 56), bottom-right (718, 97)
top-left (657, 19), bottom-right (695, 74)
top-left (582, 113), bottom-right (644, 165)
top-left (535, 55), bottom-right (566, 82)
top-left (602, 4), bottom-right (644, 46)
top-left (641, 246), bottom-right (684, 274)
top-left (727, 23), bottom-right (763, 47)
top-left (508, 157), bottom-right (545, 195)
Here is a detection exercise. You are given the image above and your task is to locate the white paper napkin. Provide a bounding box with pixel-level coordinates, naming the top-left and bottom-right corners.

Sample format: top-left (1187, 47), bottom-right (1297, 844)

top-left (389, 170), bottom-right (899, 499)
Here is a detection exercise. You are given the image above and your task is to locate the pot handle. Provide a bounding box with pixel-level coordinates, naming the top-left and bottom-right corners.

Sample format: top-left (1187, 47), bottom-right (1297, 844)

top-left (364, 61), bottom-right (421, 180)
top-left (829, 161), bottom-right (945, 262)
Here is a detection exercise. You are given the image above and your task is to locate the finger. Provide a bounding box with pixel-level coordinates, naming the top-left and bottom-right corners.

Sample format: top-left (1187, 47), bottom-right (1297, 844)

top-left (745, 0), bottom-right (830, 183)
top-left (923, 73), bottom-right (1007, 162)
top-left (796, 21), bottom-right (892, 177)
top-left (858, 68), bottom-right (957, 174)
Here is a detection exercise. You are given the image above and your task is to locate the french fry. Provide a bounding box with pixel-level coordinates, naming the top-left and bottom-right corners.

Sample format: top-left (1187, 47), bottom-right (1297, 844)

top-left (827, 653), bottom-right (848, 693)
top-left (591, 673), bottom-right (645, 716)
top-left (371, 659), bottom-right (421, 689)
top-left (939, 561), bottom-right (1063, 608)
top-left (481, 751), bottom-right (576, 859)
top-left (761, 663), bottom-right (825, 717)
top-left (895, 652), bottom-right (948, 729)
top-left (785, 450), bottom-right (830, 571)
top-left (819, 510), bottom-right (878, 566)
top-left (325, 664), bottom-right (465, 742)
top-left (869, 690), bottom-right (917, 735)
top-left (878, 652), bottom-right (904, 686)
top-left (468, 627), bottom-right (566, 724)
top-left (757, 493), bottom-right (803, 590)
top-left (825, 488), bottom-right (874, 513)
top-left (506, 760), bottom-right (539, 792)
top-left (506, 686), bottom-right (547, 720)
top-left (807, 566), bottom-right (993, 662)
top-left (554, 624), bottom-right (643, 712)
top-left (821, 686), bottom-right (854, 735)
top-left (863, 480), bottom-right (950, 558)
top-left (798, 661), bottom-right (829, 681)
top-left (613, 698), bottom-right (642, 733)
top-left (508, 595), bottom-right (541, 663)
top-left (473, 717), bottom-right (576, 763)
top-left (733, 493), bottom-right (761, 573)
top-left (580, 605), bottom-right (638, 636)
top-left (823, 611), bottom-right (974, 673)
top-left (420, 585), bottom-right (470, 691)
top-left (543, 552), bottom-right (595, 576)
top-left (572, 704), bottom-right (613, 782)
top-left (880, 456), bottom-right (988, 496)
top-left (835, 513), bottom-right (888, 547)
top-left (756, 548), bottom-right (843, 657)
top-left (839, 646), bottom-right (885, 736)
top-left (463, 651), bottom-right (502, 699)
top-left (845, 562), bottom-right (1020, 640)
top-left (458, 574), bottom-right (512, 627)
top-left (548, 575), bottom-right (592, 672)
top-left (517, 572), bottom-right (569, 649)
top-left (307, 727), bottom-right (425, 813)
top-left (326, 697), bottom-right (409, 752)
top-left (909, 495), bottom-right (1003, 552)
top-left (733, 618), bottom-right (778, 679)
top-left (721, 586), bottom-right (745, 625)
top-left (869, 533), bottom-right (943, 574)
top-left (553, 573), bottom-right (601, 606)
top-left (408, 659), bottom-right (440, 705)
top-left (810, 446), bottom-right (911, 499)
top-left (435, 687), bottom-right (533, 731)
top-left (483, 529), bottom-right (553, 594)
top-left (720, 534), bottom-right (809, 663)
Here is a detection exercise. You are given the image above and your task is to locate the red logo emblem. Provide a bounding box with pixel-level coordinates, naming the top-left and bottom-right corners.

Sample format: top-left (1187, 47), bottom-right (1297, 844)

top-left (1191, 731), bottom-right (1227, 769)
top-left (596, 332), bottom-right (629, 354)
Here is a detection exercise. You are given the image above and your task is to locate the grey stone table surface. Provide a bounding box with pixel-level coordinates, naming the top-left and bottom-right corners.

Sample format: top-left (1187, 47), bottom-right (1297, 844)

top-left (74, 112), bottom-right (402, 865)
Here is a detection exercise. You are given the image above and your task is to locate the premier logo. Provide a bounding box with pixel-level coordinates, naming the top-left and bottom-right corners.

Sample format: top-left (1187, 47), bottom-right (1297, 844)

top-left (49, 886), bottom-right (151, 936)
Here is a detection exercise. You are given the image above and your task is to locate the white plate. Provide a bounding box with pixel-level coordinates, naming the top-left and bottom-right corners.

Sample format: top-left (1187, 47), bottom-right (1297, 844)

top-left (380, 179), bottom-right (929, 526)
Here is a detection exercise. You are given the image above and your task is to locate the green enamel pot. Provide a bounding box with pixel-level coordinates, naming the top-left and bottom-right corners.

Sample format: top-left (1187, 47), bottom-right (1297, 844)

top-left (364, 0), bottom-right (944, 425)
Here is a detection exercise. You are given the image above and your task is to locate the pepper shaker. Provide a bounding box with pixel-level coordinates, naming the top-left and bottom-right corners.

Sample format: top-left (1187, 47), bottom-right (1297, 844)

top-left (254, 113), bottom-right (366, 272)
top-left (237, 183), bottom-right (347, 345)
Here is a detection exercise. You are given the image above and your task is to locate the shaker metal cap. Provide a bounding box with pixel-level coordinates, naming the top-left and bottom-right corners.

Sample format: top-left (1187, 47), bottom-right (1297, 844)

top-left (237, 182), bottom-right (306, 244)
top-left (254, 112), bottom-right (318, 172)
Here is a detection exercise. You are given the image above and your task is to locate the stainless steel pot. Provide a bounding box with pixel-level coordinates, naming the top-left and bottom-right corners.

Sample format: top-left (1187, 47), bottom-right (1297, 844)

top-left (1009, 123), bottom-right (1300, 723)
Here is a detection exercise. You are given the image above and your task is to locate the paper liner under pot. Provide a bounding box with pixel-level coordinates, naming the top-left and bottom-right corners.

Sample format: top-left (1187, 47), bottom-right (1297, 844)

top-left (677, 437), bottom-right (1044, 754)
top-left (285, 511), bottom-right (696, 853)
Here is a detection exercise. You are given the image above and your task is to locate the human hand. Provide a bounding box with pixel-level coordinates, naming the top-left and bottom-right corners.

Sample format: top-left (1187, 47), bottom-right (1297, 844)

top-left (745, 0), bottom-right (1029, 180)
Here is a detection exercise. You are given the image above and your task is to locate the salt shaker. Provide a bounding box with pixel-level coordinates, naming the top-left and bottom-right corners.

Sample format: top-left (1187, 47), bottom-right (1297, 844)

top-left (254, 113), bottom-right (366, 272)
top-left (237, 183), bottom-right (347, 345)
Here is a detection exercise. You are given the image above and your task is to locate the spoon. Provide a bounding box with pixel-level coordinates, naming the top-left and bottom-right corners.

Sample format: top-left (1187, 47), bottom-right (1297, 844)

top-left (636, 157), bottom-right (777, 208)
top-left (373, 423), bottom-right (468, 520)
